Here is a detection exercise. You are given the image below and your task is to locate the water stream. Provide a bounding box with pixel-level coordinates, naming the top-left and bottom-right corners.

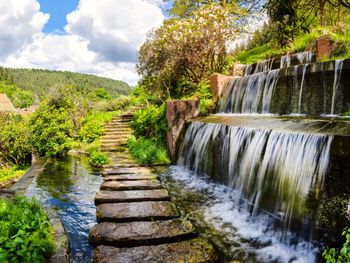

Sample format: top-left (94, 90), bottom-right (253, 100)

top-left (25, 154), bottom-right (102, 263)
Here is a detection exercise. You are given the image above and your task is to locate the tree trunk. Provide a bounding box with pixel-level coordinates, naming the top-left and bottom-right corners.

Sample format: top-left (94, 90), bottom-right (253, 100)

top-left (319, 0), bottom-right (327, 26)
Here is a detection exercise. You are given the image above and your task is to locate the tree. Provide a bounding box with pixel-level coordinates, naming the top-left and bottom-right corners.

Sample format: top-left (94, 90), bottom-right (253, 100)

top-left (137, 5), bottom-right (239, 99)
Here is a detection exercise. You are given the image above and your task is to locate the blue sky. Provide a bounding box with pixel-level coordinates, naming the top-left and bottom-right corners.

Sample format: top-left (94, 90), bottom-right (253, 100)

top-left (38, 0), bottom-right (79, 33)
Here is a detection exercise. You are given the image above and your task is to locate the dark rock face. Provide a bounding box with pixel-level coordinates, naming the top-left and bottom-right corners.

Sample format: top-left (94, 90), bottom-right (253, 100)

top-left (100, 180), bottom-right (162, 191)
top-left (95, 189), bottom-right (170, 205)
top-left (166, 99), bottom-right (200, 160)
top-left (96, 201), bottom-right (180, 223)
top-left (93, 238), bottom-right (216, 263)
top-left (89, 219), bottom-right (196, 247)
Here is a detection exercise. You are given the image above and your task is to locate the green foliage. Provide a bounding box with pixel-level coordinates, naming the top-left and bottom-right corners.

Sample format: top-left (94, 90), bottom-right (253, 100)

top-left (88, 151), bottom-right (110, 167)
top-left (0, 196), bottom-right (54, 262)
top-left (0, 67), bottom-right (131, 102)
top-left (138, 5), bottom-right (239, 99)
top-left (235, 44), bottom-right (286, 64)
top-left (0, 115), bottom-right (32, 166)
top-left (0, 82), bottom-right (33, 108)
top-left (131, 104), bottom-right (168, 142)
top-left (79, 121), bottom-right (104, 144)
top-left (323, 228), bottom-right (350, 263)
top-left (0, 167), bottom-right (27, 183)
top-left (127, 136), bottom-right (170, 165)
top-left (30, 96), bottom-right (74, 157)
top-left (89, 88), bottom-right (112, 101)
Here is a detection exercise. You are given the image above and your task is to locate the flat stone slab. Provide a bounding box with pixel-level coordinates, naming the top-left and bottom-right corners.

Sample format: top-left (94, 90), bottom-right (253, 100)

top-left (96, 201), bottom-right (179, 222)
top-left (100, 180), bottom-right (162, 191)
top-left (89, 218), bottom-right (196, 247)
top-left (104, 174), bottom-right (158, 181)
top-left (95, 189), bottom-right (170, 204)
top-left (103, 167), bottom-right (152, 175)
top-left (93, 238), bottom-right (216, 263)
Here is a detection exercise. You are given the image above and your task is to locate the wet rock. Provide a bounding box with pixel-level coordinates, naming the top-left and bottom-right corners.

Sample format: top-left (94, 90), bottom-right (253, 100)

top-left (93, 238), bottom-right (216, 263)
top-left (100, 180), bottom-right (162, 191)
top-left (103, 167), bottom-right (153, 175)
top-left (96, 201), bottom-right (179, 222)
top-left (89, 218), bottom-right (196, 247)
top-left (95, 189), bottom-right (170, 205)
top-left (104, 174), bottom-right (158, 181)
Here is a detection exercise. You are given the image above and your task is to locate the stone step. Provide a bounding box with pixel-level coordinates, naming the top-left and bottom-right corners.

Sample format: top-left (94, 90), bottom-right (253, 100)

top-left (103, 167), bottom-right (153, 175)
top-left (104, 127), bottom-right (132, 131)
top-left (104, 174), bottom-right (158, 181)
top-left (101, 140), bottom-right (128, 144)
top-left (89, 219), bottom-right (196, 247)
top-left (102, 132), bottom-right (133, 137)
top-left (101, 147), bottom-right (126, 153)
top-left (95, 189), bottom-right (170, 205)
top-left (100, 180), bottom-right (162, 191)
top-left (101, 136), bottom-right (130, 141)
top-left (93, 238), bottom-right (216, 263)
top-left (96, 201), bottom-right (179, 223)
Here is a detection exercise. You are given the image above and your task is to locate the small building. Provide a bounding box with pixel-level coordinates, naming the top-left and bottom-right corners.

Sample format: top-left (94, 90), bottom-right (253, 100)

top-left (0, 93), bottom-right (17, 113)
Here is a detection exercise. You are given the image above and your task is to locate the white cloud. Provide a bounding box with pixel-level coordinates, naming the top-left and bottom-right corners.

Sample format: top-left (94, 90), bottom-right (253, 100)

top-left (0, 0), bottom-right (165, 85)
top-left (65, 0), bottom-right (164, 62)
top-left (0, 0), bottom-right (49, 59)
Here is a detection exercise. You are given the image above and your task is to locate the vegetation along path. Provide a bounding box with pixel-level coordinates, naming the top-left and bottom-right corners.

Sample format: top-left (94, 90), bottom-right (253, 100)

top-left (89, 114), bottom-right (216, 263)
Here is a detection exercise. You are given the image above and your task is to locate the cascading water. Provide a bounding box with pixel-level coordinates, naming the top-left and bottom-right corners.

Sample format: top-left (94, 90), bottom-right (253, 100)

top-left (297, 64), bottom-right (310, 114)
top-left (253, 59), bottom-right (274, 74)
top-left (218, 69), bottom-right (280, 114)
top-left (178, 122), bottom-right (333, 242)
top-left (330, 59), bottom-right (345, 115)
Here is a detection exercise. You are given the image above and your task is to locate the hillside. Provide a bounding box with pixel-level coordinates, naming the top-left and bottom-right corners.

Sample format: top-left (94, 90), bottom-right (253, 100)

top-left (0, 67), bottom-right (132, 103)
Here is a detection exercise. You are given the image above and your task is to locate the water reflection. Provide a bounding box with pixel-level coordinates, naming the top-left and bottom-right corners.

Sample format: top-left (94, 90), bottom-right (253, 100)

top-left (26, 154), bottom-right (103, 263)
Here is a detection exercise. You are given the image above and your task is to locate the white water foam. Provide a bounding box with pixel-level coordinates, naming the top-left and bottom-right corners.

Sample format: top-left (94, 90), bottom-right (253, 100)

top-left (167, 165), bottom-right (319, 263)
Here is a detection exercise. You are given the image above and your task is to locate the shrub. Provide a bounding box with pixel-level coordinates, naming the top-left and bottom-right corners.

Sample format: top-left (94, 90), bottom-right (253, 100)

top-left (127, 136), bottom-right (170, 165)
top-left (79, 121), bottom-right (104, 143)
top-left (88, 151), bottom-right (110, 167)
top-left (131, 104), bottom-right (168, 143)
top-left (0, 197), bottom-right (54, 262)
top-left (0, 115), bottom-right (32, 166)
top-left (30, 102), bottom-right (74, 157)
top-left (323, 227), bottom-right (350, 263)
top-left (0, 167), bottom-right (27, 183)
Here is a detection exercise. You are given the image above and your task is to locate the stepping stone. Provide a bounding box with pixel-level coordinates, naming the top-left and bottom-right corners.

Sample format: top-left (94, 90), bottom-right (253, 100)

top-left (93, 238), bottom-right (216, 263)
top-left (103, 167), bottom-right (152, 175)
top-left (95, 189), bottom-right (170, 205)
top-left (89, 218), bottom-right (196, 247)
top-left (104, 174), bottom-right (158, 181)
top-left (100, 180), bottom-right (162, 191)
top-left (96, 201), bottom-right (179, 222)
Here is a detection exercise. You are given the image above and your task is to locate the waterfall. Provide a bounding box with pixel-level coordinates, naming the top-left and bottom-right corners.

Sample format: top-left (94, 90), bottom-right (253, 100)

top-left (297, 64), bottom-right (309, 114)
top-left (218, 69), bottom-right (280, 114)
top-left (280, 51), bottom-right (315, 68)
top-left (330, 59), bottom-right (345, 115)
top-left (178, 122), bottom-right (333, 240)
top-left (253, 59), bottom-right (274, 74)
top-left (296, 51), bottom-right (315, 64)
top-left (280, 54), bottom-right (291, 68)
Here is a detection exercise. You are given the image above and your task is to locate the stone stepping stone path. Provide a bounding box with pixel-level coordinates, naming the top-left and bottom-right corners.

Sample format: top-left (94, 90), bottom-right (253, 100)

top-left (89, 114), bottom-right (216, 262)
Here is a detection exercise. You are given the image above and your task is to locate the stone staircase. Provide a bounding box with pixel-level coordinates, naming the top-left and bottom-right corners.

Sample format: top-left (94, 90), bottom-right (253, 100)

top-left (89, 114), bottom-right (216, 262)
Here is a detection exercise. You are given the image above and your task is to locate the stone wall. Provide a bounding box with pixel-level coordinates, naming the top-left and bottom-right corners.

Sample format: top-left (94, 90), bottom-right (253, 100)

top-left (166, 99), bottom-right (200, 160)
top-left (209, 74), bottom-right (234, 103)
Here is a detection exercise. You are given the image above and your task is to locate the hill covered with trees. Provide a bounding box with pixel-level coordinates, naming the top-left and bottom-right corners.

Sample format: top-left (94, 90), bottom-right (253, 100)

top-left (0, 67), bottom-right (131, 106)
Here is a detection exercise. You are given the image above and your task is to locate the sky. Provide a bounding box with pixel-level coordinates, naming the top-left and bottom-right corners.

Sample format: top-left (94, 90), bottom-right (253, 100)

top-left (0, 0), bottom-right (171, 85)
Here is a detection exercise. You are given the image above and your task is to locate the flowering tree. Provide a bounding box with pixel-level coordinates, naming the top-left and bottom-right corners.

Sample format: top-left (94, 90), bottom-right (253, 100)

top-left (137, 5), bottom-right (239, 98)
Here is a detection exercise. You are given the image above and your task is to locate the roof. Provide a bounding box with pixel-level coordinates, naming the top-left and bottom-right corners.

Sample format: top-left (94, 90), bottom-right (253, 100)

top-left (0, 94), bottom-right (17, 113)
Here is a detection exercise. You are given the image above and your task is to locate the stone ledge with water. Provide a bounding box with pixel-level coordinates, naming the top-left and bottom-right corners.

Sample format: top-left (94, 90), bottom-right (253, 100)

top-left (170, 53), bottom-right (350, 262)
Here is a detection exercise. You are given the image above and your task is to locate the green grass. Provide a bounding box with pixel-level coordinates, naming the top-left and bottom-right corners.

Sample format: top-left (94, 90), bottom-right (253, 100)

top-left (0, 196), bottom-right (54, 262)
top-left (235, 44), bottom-right (286, 64)
top-left (0, 167), bottom-right (27, 183)
top-left (88, 151), bottom-right (110, 167)
top-left (127, 136), bottom-right (170, 165)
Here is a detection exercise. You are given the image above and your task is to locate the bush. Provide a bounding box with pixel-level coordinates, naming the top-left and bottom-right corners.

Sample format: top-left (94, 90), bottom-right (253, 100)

top-left (0, 115), bottom-right (32, 166)
top-left (79, 121), bottom-right (104, 143)
top-left (131, 104), bottom-right (168, 143)
top-left (30, 101), bottom-right (74, 157)
top-left (127, 136), bottom-right (170, 165)
top-left (88, 151), bottom-right (110, 167)
top-left (0, 167), bottom-right (27, 183)
top-left (0, 197), bottom-right (54, 262)
top-left (323, 227), bottom-right (350, 263)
